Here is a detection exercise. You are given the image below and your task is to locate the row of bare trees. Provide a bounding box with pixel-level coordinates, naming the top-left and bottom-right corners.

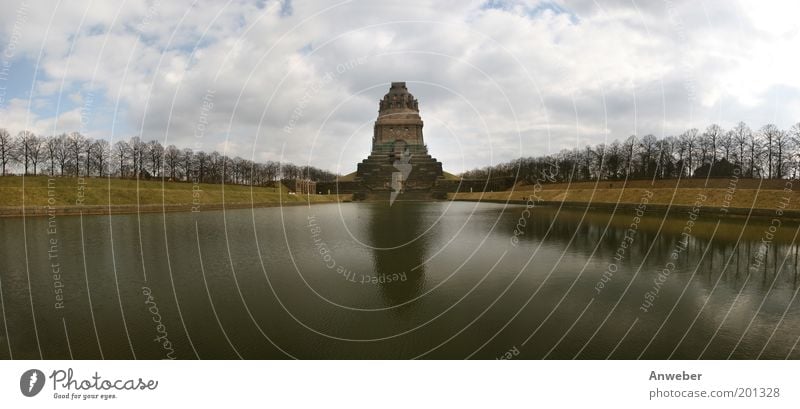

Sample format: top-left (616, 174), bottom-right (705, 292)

top-left (462, 122), bottom-right (800, 183)
top-left (0, 129), bottom-right (337, 184)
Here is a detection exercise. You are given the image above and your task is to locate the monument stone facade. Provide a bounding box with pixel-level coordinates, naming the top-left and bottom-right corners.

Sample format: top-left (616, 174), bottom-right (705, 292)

top-left (355, 82), bottom-right (445, 200)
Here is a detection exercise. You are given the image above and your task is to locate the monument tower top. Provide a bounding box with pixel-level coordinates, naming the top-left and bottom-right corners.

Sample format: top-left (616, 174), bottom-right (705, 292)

top-left (373, 82), bottom-right (424, 151)
top-left (378, 82), bottom-right (420, 114)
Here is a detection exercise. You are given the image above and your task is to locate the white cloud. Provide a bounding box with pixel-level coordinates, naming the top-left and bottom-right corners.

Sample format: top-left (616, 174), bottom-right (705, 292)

top-left (0, 0), bottom-right (798, 173)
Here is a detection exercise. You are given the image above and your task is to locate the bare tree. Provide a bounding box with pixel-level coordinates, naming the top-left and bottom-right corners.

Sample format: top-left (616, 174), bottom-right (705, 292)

top-left (54, 133), bottom-right (71, 176)
top-left (658, 137), bottom-right (677, 178)
top-left (605, 143), bottom-right (622, 179)
top-left (148, 140), bottom-right (164, 178)
top-left (196, 151), bottom-right (208, 183)
top-left (704, 124), bottom-right (723, 163)
top-left (67, 132), bottom-right (86, 177)
top-left (44, 136), bottom-right (60, 175)
top-left (91, 139), bottom-right (110, 177)
top-left (16, 130), bottom-right (36, 175)
top-left (622, 135), bottom-right (637, 177)
top-left (114, 140), bottom-right (130, 178)
top-left (680, 128), bottom-right (699, 176)
top-left (593, 143), bottom-right (606, 180)
top-left (181, 148), bottom-right (193, 181)
top-left (164, 145), bottom-right (180, 180)
top-left (264, 160), bottom-right (279, 183)
top-left (0, 128), bottom-right (13, 176)
top-left (130, 137), bottom-right (146, 178)
top-left (732, 121), bottom-right (751, 167)
top-left (774, 128), bottom-right (793, 179)
top-left (719, 130), bottom-right (734, 162)
top-left (639, 134), bottom-right (659, 177)
top-left (747, 129), bottom-right (762, 177)
top-left (81, 137), bottom-right (96, 176)
top-left (791, 123), bottom-right (800, 178)
top-left (761, 124), bottom-right (779, 178)
top-left (27, 135), bottom-right (43, 175)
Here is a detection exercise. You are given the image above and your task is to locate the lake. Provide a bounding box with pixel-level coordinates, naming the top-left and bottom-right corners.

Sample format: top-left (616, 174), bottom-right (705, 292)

top-left (1, 200), bottom-right (799, 359)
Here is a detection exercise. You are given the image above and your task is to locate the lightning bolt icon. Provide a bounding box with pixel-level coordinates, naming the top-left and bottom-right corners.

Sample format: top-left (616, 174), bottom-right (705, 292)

top-left (28, 372), bottom-right (38, 393)
top-left (390, 149), bottom-right (412, 205)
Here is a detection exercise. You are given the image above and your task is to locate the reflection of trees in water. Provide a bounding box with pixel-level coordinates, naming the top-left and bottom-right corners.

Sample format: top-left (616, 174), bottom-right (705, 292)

top-left (510, 206), bottom-right (800, 289)
top-left (363, 202), bottom-right (432, 305)
top-left (679, 232), bottom-right (800, 291)
top-left (0, 270), bottom-right (41, 359)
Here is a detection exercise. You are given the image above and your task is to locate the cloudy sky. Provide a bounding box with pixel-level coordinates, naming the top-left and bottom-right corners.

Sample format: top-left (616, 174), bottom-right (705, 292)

top-left (0, 0), bottom-right (798, 174)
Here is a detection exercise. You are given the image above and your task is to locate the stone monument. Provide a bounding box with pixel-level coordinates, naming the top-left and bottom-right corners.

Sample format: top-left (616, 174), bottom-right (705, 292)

top-left (354, 82), bottom-right (445, 201)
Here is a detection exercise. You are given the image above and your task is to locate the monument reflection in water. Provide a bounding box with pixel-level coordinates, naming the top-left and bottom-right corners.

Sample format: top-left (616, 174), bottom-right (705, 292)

top-left (1, 201), bottom-right (800, 359)
top-left (364, 202), bottom-right (429, 305)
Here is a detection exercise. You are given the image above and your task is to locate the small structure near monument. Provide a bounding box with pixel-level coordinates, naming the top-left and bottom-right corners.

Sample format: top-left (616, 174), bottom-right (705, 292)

top-left (354, 82), bottom-right (445, 201)
top-left (284, 178), bottom-right (317, 195)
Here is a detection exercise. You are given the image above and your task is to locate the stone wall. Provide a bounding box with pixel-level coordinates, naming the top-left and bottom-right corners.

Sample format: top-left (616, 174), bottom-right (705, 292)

top-left (316, 176), bottom-right (516, 197)
top-left (316, 181), bottom-right (363, 195)
top-left (435, 177), bottom-right (516, 193)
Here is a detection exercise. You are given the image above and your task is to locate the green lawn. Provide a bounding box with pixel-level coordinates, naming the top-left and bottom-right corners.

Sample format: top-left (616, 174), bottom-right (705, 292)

top-left (0, 176), bottom-right (342, 207)
top-left (452, 182), bottom-right (800, 211)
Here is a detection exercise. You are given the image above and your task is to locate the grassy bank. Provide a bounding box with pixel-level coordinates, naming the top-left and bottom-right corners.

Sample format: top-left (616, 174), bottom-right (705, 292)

top-left (450, 178), bottom-right (799, 213)
top-left (0, 176), bottom-right (344, 216)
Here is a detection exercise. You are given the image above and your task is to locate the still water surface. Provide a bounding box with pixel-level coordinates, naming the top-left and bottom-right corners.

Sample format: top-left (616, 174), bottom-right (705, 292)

top-left (1, 201), bottom-right (799, 359)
